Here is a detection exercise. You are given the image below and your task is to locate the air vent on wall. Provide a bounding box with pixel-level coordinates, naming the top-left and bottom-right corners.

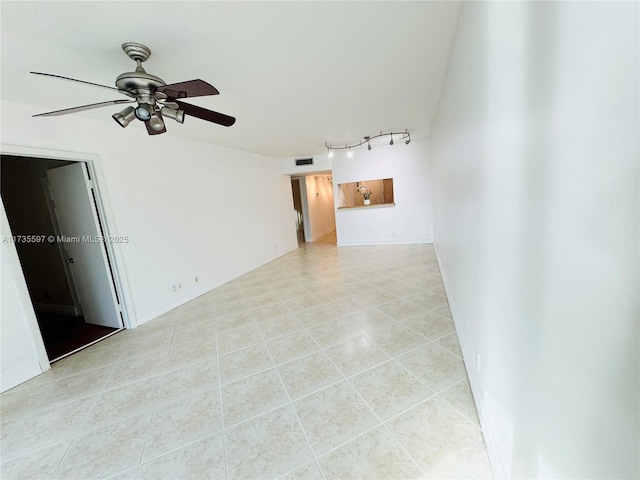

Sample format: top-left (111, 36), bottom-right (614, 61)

top-left (295, 158), bottom-right (313, 166)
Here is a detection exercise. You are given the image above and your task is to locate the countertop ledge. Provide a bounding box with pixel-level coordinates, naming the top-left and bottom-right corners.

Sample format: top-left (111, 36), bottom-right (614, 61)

top-left (337, 203), bottom-right (396, 211)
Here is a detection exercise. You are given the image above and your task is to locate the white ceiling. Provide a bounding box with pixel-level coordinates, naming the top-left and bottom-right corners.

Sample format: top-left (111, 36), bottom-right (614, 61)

top-left (1, 1), bottom-right (462, 158)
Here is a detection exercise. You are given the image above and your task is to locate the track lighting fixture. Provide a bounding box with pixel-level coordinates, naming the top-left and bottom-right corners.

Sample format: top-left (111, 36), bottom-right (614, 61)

top-left (148, 113), bottom-right (165, 131)
top-left (112, 106), bottom-right (136, 127)
top-left (134, 105), bottom-right (152, 121)
top-left (327, 146), bottom-right (334, 158)
top-left (324, 130), bottom-right (410, 156)
top-left (161, 106), bottom-right (185, 124)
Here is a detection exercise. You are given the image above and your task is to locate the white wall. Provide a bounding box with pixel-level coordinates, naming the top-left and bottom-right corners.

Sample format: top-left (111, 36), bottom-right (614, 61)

top-left (1, 100), bottom-right (298, 331)
top-left (431, 2), bottom-right (639, 478)
top-left (332, 138), bottom-right (433, 246)
top-left (304, 175), bottom-right (336, 241)
top-left (280, 155), bottom-right (332, 175)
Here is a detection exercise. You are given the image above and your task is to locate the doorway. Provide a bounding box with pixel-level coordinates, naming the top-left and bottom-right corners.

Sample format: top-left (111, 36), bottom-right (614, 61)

top-left (290, 173), bottom-right (336, 245)
top-left (291, 178), bottom-right (305, 244)
top-left (1, 155), bottom-right (124, 362)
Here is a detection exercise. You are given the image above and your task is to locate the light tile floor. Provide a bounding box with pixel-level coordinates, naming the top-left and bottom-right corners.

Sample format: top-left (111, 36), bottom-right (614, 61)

top-left (0, 238), bottom-right (492, 479)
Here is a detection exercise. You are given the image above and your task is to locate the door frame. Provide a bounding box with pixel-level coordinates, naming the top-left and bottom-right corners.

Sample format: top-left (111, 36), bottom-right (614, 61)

top-left (1, 144), bottom-right (134, 351)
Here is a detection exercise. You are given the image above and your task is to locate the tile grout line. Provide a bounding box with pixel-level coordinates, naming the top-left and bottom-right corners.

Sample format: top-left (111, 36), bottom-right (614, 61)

top-left (214, 315), bottom-right (230, 480)
top-left (132, 313), bottom-right (181, 476)
top-left (255, 310), bottom-right (327, 480)
top-left (314, 324), bottom-right (431, 480)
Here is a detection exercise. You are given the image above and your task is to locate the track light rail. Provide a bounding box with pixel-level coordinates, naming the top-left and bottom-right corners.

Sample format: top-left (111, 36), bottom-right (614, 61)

top-left (325, 130), bottom-right (411, 156)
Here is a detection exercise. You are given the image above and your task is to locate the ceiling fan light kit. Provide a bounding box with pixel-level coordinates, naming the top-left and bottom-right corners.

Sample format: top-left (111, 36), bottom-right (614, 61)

top-left (325, 130), bottom-right (411, 157)
top-left (31, 42), bottom-right (235, 136)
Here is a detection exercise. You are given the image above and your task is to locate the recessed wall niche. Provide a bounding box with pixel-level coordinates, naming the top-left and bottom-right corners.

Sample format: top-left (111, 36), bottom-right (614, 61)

top-left (337, 178), bottom-right (394, 208)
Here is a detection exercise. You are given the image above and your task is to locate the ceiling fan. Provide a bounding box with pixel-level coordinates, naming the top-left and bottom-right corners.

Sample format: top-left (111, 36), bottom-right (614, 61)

top-left (31, 42), bottom-right (236, 135)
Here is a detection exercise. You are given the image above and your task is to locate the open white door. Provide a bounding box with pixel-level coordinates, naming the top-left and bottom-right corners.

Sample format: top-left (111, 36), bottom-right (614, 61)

top-left (46, 163), bottom-right (122, 329)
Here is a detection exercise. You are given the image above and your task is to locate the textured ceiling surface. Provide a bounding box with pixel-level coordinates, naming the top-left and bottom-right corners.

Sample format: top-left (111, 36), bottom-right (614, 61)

top-left (1, 1), bottom-right (462, 158)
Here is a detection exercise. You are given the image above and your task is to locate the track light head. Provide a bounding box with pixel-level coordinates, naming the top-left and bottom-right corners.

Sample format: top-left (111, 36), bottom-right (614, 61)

top-left (389, 133), bottom-right (394, 146)
top-left (112, 106), bottom-right (135, 128)
top-left (161, 107), bottom-right (185, 124)
top-left (148, 112), bottom-right (165, 131)
top-left (134, 104), bottom-right (152, 121)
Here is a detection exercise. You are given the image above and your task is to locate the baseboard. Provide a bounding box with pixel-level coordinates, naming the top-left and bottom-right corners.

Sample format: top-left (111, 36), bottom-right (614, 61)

top-left (0, 360), bottom-right (43, 393)
top-left (34, 303), bottom-right (79, 316)
top-left (134, 243), bottom-right (299, 327)
top-left (337, 237), bottom-right (432, 247)
top-left (433, 242), bottom-right (507, 480)
top-left (310, 227), bottom-right (336, 242)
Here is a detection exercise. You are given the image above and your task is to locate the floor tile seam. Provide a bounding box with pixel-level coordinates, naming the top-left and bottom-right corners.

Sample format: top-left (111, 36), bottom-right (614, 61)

top-left (469, 464), bottom-right (494, 479)
top-left (381, 294), bottom-right (435, 314)
top-left (379, 422), bottom-right (431, 480)
top-left (291, 310), bottom-right (351, 359)
top-left (136, 430), bottom-right (224, 471)
top-left (215, 319), bottom-right (260, 335)
top-left (361, 328), bottom-right (432, 359)
top-left (132, 403), bottom-right (161, 475)
top-left (386, 355), bottom-right (439, 397)
top-left (214, 323), bottom-right (230, 480)
top-left (3, 387), bottom-right (105, 429)
top-left (220, 363), bottom-right (277, 387)
top-left (367, 299), bottom-right (403, 315)
top-left (49, 359), bottom-right (130, 385)
top-left (379, 391), bottom-right (440, 427)
top-left (48, 433), bottom-right (75, 479)
top-left (258, 323), bottom-right (308, 344)
top-left (252, 311), bottom-right (300, 326)
top-left (217, 337), bottom-right (264, 357)
top-left (434, 391), bottom-right (484, 433)
top-left (314, 336), bottom-right (413, 468)
top-left (427, 306), bottom-right (453, 320)
top-left (103, 368), bottom-right (177, 392)
top-left (436, 378), bottom-right (483, 428)
top-left (76, 390), bottom-right (161, 436)
top-left (285, 304), bottom-right (394, 369)
top-left (54, 404), bottom-right (154, 479)
top-left (419, 338), bottom-right (465, 359)
top-left (388, 343), bottom-right (469, 396)
top-left (96, 370), bottom-right (166, 401)
top-left (1, 374), bottom-right (60, 395)
top-left (270, 345), bottom-right (323, 367)
top-left (253, 326), bottom-right (324, 478)
top-left (0, 433), bottom-right (74, 470)
top-left (291, 312), bottom-right (339, 331)
top-left (399, 321), bottom-right (451, 344)
top-left (104, 464), bottom-right (140, 480)
top-left (281, 300), bottom-right (327, 345)
top-left (303, 422), bottom-right (385, 474)
top-left (433, 342), bottom-right (464, 360)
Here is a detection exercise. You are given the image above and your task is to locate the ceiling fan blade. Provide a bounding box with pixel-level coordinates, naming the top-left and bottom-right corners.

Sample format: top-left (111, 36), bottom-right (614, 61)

top-left (31, 71), bottom-right (121, 92)
top-left (158, 79), bottom-right (219, 99)
top-left (33, 99), bottom-right (135, 117)
top-left (176, 100), bottom-right (236, 127)
top-left (144, 120), bottom-right (166, 135)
